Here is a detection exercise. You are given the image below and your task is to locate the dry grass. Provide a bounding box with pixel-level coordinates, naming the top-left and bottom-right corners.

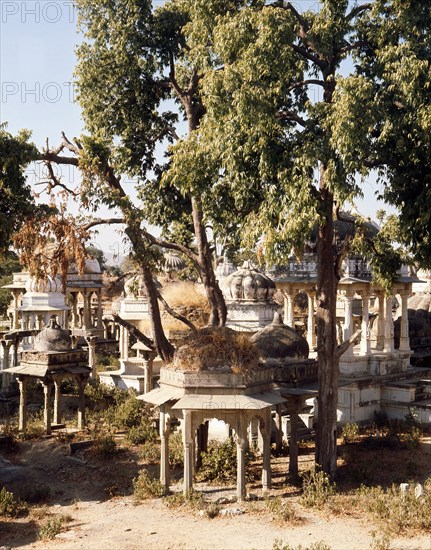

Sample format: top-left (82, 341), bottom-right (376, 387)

top-left (169, 327), bottom-right (259, 373)
top-left (161, 282), bottom-right (208, 309)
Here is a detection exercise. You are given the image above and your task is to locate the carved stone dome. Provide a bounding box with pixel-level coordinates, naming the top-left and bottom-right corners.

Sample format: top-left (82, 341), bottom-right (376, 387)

top-left (221, 262), bottom-right (276, 302)
top-left (250, 313), bottom-right (309, 362)
top-left (25, 275), bottom-right (64, 294)
top-left (84, 258), bottom-right (101, 274)
top-left (33, 318), bottom-right (71, 351)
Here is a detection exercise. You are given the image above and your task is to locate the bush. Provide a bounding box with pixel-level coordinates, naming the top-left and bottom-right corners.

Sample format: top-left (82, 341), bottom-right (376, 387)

top-left (266, 496), bottom-right (300, 523)
top-left (133, 470), bottom-right (166, 500)
top-left (169, 431), bottom-right (184, 468)
top-left (126, 424), bottom-right (157, 446)
top-left (139, 440), bottom-right (160, 464)
top-left (94, 434), bottom-right (117, 456)
top-left (0, 487), bottom-right (25, 517)
top-left (197, 438), bottom-right (253, 483)
top-left (273, 540), bottom-right (331, 550)
top-left (300, 469), bottom-right (336, 508)
top-left (38, 514), bottom-right (73, 540)
top-left (357, 483), bottom-right (431, 535)
top-left (164, 489), bottom-right (206, 511)
top-left (341, 422), bottom-right (360, 444)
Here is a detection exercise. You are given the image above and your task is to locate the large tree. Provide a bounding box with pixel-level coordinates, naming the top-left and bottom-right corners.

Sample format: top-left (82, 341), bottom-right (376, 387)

top-left (179, 0), bottom-right (431, 477)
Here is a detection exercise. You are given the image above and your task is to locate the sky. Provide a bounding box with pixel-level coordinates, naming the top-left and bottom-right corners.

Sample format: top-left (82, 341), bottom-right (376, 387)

top-left (0, 0), bottom-right (394, 261)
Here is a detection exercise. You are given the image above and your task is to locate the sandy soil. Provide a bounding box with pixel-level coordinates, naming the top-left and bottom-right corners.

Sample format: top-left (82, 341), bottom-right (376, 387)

top-left (1, 438), bottom-right (431, 550)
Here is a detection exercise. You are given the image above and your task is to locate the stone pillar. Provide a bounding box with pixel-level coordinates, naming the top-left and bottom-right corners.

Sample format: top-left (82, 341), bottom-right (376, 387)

top-left (77, 378), bottom-right (86, 430)
top-left (143, 351), bottom-right (156, 394)
top-left (12, 290), bottom-right (20, 329)
top-left (383, 295), bottom-right (394, 353)
top-left (306, 291), bottom-right (316, 350)
top-left (18, 377), bottom-right (27, 432)
top-left (235, 416), bottom-right (248, 501)
top-left (83, 292), bottom-right (92, 330)
top-left (376, 292), bottom-right (385, 351)
top-left (360, 292), bottom-right (371, 356)
top-left (183, 410), bottom-right (194, 494)
top-left (86, 336), bottom-right (97, 378)
top-left (160, 406), bottom-right (171, 491)
top-left (53, 380), bottom-right (62, 425)
top-left (1, 341), bottom-right (12, 392)
top-left (274, 404), bottom-right (283, 454)
top-left (288, 407), bottom-right (299, 476)
top-left (399, 292), bottom-right (410, 351)
top-left (343, 293), bottom-right (355, 357)
top-left (43, 382), bottom-right (52, 435)
top-left (103, 319), bottom-right (110, 340)
top-left (119, 326), bottom-right (129, 363)
top-left (71, 293), bottom-right (79, 328)
top-left (260, 408), bottom-right (272, 492)
top-left (283, 291), bottom-right (294, 327)
top-left (96, 289), bottom-right (103, 330)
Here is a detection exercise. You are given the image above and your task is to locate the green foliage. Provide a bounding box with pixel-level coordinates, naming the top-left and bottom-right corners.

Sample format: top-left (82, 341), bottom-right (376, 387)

top-left (94, 434), bottom-right (117, 456)
top-left (38, 514), bottom-right (73, 540)
top-left (266, 496), bottom-right (299, 523)
top-left (133, 470), bottom-right (167, 500)
top-left (357, 483), bottom-right (431, 535)
top-left (300, 469), bottom-right (336, 508)
top-left (341, 422), bottom-right (360, 444)
top-left (197, 438), bottom-right (253, 483)
top-left (164, 489), bottom-right (206, 511)
top-left (0, 487), bottom-right (23, 517)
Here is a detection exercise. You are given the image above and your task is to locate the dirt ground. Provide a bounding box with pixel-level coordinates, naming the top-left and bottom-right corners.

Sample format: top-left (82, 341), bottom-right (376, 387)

top-left (1, 436), bottom-right (431, 550)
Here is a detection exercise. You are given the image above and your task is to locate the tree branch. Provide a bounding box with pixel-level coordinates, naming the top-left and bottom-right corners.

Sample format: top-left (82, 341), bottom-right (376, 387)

top-left (290, 43), bottom-right (326, 69)
top-left (112, 314), bottom-right (155, 350)
top-left (339, 40), bottom-right (367, 55)
top-left (286, 79), bottom-right (326, 93)
top-left (142, 229), bottom-right (199, 265)
top-left (346, 3), bottom-right (373, 22)
top-left (276, 109), bottom-right (307, 127)
top-left (82, 218), bottom-right (125, 230)
top-left (157, 290), bottom-right (197, 333)
top-left (335, 328), bottom-right (362, 359)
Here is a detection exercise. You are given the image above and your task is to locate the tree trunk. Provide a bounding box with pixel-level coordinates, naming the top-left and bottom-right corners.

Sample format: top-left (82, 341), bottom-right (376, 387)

top-left (191, 197), bottom-right (227, 327)
top-left (125, 224), bottom-right (174, 362)
top-left (315, 185), bottom-right (339, 479)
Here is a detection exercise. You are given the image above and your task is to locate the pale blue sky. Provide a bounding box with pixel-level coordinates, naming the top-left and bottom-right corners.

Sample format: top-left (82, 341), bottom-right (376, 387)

top-left (0, 1), bottom-right (393, 259)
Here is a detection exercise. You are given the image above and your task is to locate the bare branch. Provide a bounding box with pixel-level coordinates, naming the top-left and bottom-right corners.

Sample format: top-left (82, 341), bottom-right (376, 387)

top-left (336, 328), bottom-right (362, 359)
top-left (157, 290), bottom-right (197, 333)
top-left (276, 109), bottom-right (307, 127)
top-left (112, 314), bottom-right (155, 350)
top-left (290, 43), bottom-right (326, 69)
top-left (82, 218), bottom-right (125, 231)
top-left (346, 3), bottom-right (373, 22)
top-left (142, 229), bottom-right (199, 265)
top-left (286, 79), bottom-right (326, 93)
top-left (339, 40), bottom-right (367, 55)
top-left (39, 161), bottom-right (79, 197)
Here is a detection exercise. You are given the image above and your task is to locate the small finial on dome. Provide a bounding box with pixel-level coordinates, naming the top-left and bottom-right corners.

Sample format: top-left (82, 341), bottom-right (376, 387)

top-left (272, 311), bottom-right (283, 325)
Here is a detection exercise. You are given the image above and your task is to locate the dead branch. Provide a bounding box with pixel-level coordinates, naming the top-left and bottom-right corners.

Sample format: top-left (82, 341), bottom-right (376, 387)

top-left (112, 313), bottom-right (155, 350)
top-left (157, 290), bottom-right (197, 333)
top-left (336, 328), bottom-right (362, 360)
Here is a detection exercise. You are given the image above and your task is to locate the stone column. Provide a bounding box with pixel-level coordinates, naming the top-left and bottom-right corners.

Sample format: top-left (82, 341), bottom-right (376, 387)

top-left (343, 293), bottom-right (355, 357)
top-left (183, 410), bottom-right (194, 494)
top-left (383, 295), bottom-right (394, 353)
top-left (12, 290), bottom-right (20, 329)
top-left (103, 319), bottom-right (110, 340)
top-left (235, 416), bottom-right (248, 501)
top-left (83, 292), bottom-right (92, 330)
top-left (43, 382), bottom-right (52, 435)
top-left (119, 326), bottom-right (129, 363)
top-left (274, 404), bottom-right (283, 454)
top-left (306, 291), bottom-right (316, 350)
top-left (71, 293), bottom-right (79, 328)
top-left (360, 292), bottom-right (371, 356)
top-left (283, 291), bottom-right (294, 327)
top-left (160, 405), bottom-right (171, 491)
top-left (96, 289), bottom-right (103, 330)
top-left (53, 380), bottom-right (62, 425)
top-left (18, 377), bottom-right (27, 432)
top-left (288, 406), bottom-right (299, 476)
top-left (376, 292), bottom-right (385, 351)
top-left (77, 378), bottom-right (86, 430)
top-left (143, 351), bottom-right (157, 394)
top-left (86, 336), bottom-right (97, 378)
top-left (260, 408), bottom-right (272, 492)
top-left (399, 292), bottom-right (410, 351)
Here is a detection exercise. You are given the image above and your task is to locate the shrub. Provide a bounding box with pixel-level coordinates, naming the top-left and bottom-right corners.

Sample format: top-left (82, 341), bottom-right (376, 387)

top-left (358, 483), bottom-right (431, 535)
top-left (266, 496), bottom-right (300, 523)
top-left (300, 469), bottom-right (336, 508)
top-left (197, 438), bottom-right (254, 483)
top-left (273, 540), bottom-right (331, 550)
top-left (164, 489), bottom-right (206, 511)
top-left (133, 470), bottom-right (166, 500)
top-left (169, 431), bottom-right (184, 468)
top-left (126, 424), bottom-right (157, 446)
top-left (95, 434), bottom-right (117, 456)
top-left (38, 514), bottom-right (73, 540)
top-left (341, 422), bottom-right (360, 444)
top-left (139, 440), bottom-right (160, 464)
top-left (0, 487), bottom-right (23, 517)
